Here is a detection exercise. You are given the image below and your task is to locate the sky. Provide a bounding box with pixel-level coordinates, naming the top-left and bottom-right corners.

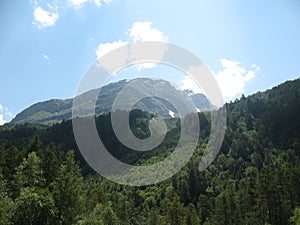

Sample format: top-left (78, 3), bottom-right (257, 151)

top-left (0, 0), bottom-right (299, 125)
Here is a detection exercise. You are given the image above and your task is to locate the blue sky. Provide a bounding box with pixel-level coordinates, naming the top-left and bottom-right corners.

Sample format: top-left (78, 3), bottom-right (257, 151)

top-left (0, 0), bottom-right (299, 124)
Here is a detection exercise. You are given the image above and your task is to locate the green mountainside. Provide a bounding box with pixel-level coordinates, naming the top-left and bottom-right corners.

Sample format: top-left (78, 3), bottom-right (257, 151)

top-left (0, 78), bottom-right (299, 225)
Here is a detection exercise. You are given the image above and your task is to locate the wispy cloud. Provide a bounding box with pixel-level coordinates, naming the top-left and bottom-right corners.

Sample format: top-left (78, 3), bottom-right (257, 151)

top-left (32, 6), bottom-right (59, 29)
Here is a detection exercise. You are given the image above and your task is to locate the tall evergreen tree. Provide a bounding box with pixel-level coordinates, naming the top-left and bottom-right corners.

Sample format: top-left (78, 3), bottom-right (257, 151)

top-left (42, 143), bottom-right (62, 185)
top-left (0, 173), bottom-right (12, 225)
top-left (185, 203), bottom-right (200, 225)
top-left (52, 150), bottom-right (83, 225)
top-left (14, 151), bottom-right (45, 191)
top-left (167, 192), bottom-right (184, 225)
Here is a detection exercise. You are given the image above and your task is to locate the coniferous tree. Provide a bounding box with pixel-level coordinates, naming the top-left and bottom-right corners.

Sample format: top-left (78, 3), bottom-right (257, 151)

top-left (14, 151), bottom-right (45, 191)
top-left (52, 150), bottom-right (83, 225)
top-left (167, 192), bottom-right (184, 225)
top-left (0, 173), bottom-right (12, 225)
top-left (185, 203), bottom-right (200, 225)
top-left (42, 143), bottom-right (62, 185)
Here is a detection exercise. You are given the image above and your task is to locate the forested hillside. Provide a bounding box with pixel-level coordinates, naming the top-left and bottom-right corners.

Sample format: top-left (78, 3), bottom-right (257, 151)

top-left (0, 78), bottom-right (299, 225)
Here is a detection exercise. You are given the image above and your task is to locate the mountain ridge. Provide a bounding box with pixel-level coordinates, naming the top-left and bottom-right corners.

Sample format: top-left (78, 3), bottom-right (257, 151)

top-left (11, 78), bottom-right (211, 125)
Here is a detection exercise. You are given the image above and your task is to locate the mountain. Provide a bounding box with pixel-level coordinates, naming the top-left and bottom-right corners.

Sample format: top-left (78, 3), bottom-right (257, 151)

top-left (11, 78), bottom-right (211, 125)
top-left (0, 78), bottom-right (299, 225)
top-left (3, 78), bottom-right (299, 162)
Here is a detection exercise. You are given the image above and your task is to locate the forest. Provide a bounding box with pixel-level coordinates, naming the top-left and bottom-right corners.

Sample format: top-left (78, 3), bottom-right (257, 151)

top-left (0, 78), bottom-right (299, 225)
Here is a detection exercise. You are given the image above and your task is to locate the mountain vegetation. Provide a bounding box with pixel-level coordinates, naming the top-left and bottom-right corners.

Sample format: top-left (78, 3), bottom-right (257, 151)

top-left (0, 78), bottom-right (299, 224)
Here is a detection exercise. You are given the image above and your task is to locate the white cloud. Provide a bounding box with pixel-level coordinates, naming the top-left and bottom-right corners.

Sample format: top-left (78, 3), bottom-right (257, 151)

top-left (214, 59), bottom-right (258, 101)
top-left (95, 22), bottom-right (167, 71)
top-left (130, 22), bottom-right (168, 70)
top-left (126, 22), bottom-right (168, 70)
top-left (134, 63), bottom-right (156, 71)
top-left (93, 0), bottom-right (102, 7)
top-left (69, 0), bottom-right (88, 9)
top-left (0, 115), bottom-right (5, 126)
top-left (180, 59), bottom-right (259, 102)
top-left (127, 22), bottom-right (168, 43)
top-left (43, 54), bottom-right (50, 61)
top-left (69, 0), bottom-right (111, 8)
top-left (33, 6), bottom-right (59, 29)
top-left (0, 104), bottom-right (6, 125)
top-left (32, 0), bottom-right (111, 28)
top-left (95, 40), bottom-right (128, 60)
top-left (0, 104), bottom-right (11, 125)
top-left (181, 76), bottom-right (203, 94)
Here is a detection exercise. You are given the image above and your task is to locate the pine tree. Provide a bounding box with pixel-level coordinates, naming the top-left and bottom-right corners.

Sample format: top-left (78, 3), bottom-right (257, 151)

top-left (100, 203), bottom-right (120, 225)
top-left (167, 192), bottom-right (184, 225)
top-left (0, 173), bottom-right (12, 225)
top-left (185, 203), bottom-right (200, 225)
top-left (42, 143), bottom-right (62, 185)
top-left (23, 135), bottom-right (43, 158)
top-left (14, 151), bottom-right (45, 191)
top-left (52, 150), bottom-right (83, 225)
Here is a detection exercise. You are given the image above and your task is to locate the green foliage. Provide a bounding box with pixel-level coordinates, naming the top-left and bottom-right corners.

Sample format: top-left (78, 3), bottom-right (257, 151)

top-left (12, 187), bottom-right (57, 225)
top-left (185, 203), bottom-right (200, 225)
top-left (42, 143), bottom-right (63, 185)
top-left (290, 207), bottom-right (300, 225)
top-left (51, 151), bottom-right (82, 224)
top-left (167, 192), bottom-right (185, 225)
top-left (14, 151), bottom-right (45, 191)
top-left (51, 150), bottom-right (84, 225)
top-left (0, 174), bottom-right (12, 225)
